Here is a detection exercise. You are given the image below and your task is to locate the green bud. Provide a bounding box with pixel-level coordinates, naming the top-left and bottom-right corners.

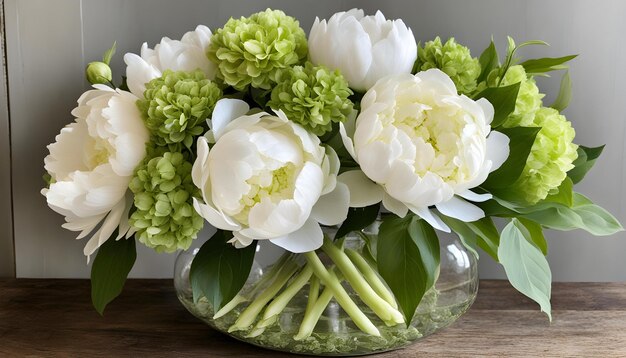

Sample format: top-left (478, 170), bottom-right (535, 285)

top-left (85, 61), bottom-right (112, 85)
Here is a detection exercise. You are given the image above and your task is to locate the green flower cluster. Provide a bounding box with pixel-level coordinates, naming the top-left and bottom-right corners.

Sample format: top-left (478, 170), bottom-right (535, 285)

top-left (414, 37), bottom-right (481, 95)
top-left (490, 65), bottom-right (544, 127)
top-left (268, 62), bottom-right (353, 135)
top-left (138, 70), bottom-right (222, 149)
top-left (129, 150), bottom-right (204, 253)
top-left (208, 9), bottom-right (308, 91)
top-left (510, 107), bottom-right (578, 204)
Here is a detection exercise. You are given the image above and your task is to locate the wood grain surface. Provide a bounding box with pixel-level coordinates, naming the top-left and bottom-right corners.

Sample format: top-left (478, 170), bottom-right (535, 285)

top-left (1, 279), bottom-right (625, 357)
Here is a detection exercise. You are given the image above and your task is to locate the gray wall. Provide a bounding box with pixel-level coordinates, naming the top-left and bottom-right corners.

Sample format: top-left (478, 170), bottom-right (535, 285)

top-left (5, 0), bottom-right (626, 280)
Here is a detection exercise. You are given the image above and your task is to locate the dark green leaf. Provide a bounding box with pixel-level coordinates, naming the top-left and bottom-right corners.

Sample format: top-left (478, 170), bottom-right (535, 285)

top-left (516, 218), bottom-right (548, 255)
top-left (567, 145), bottom-right (605, 184)
top-left (91, 236), bottom-right (136, 315)
top-left (478, 40), bottom-right (499, 83)
top-left (473, 83), bottom-right (521, 128)
top-left (377, 215), bottom-right (429, 325)
top-left (190, 230), bottom-right (257, 310)
top-left (466, 217), bottom-right (501, 261)
top-left (543, 177), bottom-right (574, 207)
top-left (499, 219), bottom-right (552, 321)
top-left (550, 71), bottom-right (572, 111)
top-left (440, 216), bottom-right (479, 259)
top-left (336, 204), bottom-right (380, 239)
top-left (408, 218), bottom-right (440, 290)
top-left (520, 55), bottom-right (577, 75)
top-left (483, 127), bottom-right (541, 191)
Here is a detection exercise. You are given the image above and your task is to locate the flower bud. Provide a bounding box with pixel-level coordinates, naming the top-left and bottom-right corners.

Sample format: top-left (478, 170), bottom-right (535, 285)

top-left (85, 61), bottom-right (112, 84)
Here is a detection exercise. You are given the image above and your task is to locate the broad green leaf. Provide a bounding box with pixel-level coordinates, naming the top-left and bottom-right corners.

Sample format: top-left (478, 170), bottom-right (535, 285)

top-left (567, 145), bottom-right (605, 184)
top-left (521, 55), bottom-right (577, 75)
top-left (516, 218), bottom-right (548, 255)
top-left (91, 236), bottom-right (136, 315)
top-left (440, 216), bottom-right (479, 259)
top-left (473, 83), bottom-right (520, 127)
top-left (377, 215), bottom-right (430, 325)
top-left (478, 40), bottom-right (499, 83)
top-left (466, 217), bottom-right (500, 261)
top-left (550, 71), bottom-right (572, 111)
top-left (477, 198), bottom-right (519, 217)
top-left (571, 193), bottom-right (623, 235)
top-left (190, 230), bottom-right (257, 310)
top-left (336, 203), bottom-right (380, 239)
top-left (543, 177), bottom-right (573, 207)
top-left (499, 220), bottom-right (552, 321)
top-left (408, 218), bottom-right (440, 290)
top-left (483, 127), bottom-right (541, 190)
top-left (102, 41), bottom-right (117, 65)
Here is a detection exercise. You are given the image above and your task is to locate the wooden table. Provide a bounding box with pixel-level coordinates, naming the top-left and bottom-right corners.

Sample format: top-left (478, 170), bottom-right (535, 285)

top-left (1, 279), bottom-right (624, 357)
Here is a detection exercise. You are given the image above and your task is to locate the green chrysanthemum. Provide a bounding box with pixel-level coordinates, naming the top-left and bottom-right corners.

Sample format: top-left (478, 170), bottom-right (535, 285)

top-left (267, 62), bottom-right (353, 136)
top-left (414, 37), bottom-right (480, 95)
top-left (129, 151), bottom-right (204, 253)
top-left (208, 8), bottom-right (308, 91)
top-left (138, 70), bottom-right (222, 149)
top-left (511, 107), bottom-right (578, 204)
top-left (490, 65), bottom-right (544, 127)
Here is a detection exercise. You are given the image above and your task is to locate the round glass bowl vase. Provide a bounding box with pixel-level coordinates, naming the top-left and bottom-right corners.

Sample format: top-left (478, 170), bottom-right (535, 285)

top-left (174, 226), bottom-right (478, 356)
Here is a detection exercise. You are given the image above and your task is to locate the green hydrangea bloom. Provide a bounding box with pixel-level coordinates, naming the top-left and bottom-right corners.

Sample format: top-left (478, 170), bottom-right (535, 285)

top-left (129, 151), bottom-right (204, 253)
top-left (510, 107), bottom-right (578, 204)
top-left (267, 62), bottom-right (353, 136)
top-left (208, 9), bottom-right (308, 91)
top-left (490, 65), bottom-right (544, 127)
top-left (138, 70), bottom-right (222, 149)
top-left (414, 37), bottom-right (481, 95)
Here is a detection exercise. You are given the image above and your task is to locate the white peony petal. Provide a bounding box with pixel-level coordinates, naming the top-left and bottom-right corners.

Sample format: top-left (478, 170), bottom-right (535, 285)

top-left (476, 97), bottom-right (495, 125)
top-left (382, 193), bottom-right (408, 218)
top-left (83, 197), bottom-right (126, 257)
top-left (410, 206), bottom-right (451, 233)
top-left (229, 231), bottom-right (255, 249)
top-left (311, 182), bottom-right (350, 226)
top-left (193, 198), bottom-right (241, 231)
top-left (337, 170), bottom-right (384, 207)
top-left (486, 130), bottom-right (510, 172)
top-left (210, 99), bottom-right (250, 141)
top-left (270, 218), bottom-right (323, 253)
top-left (457, 190), bottom-right (492, 203)
top-left (339, 122), bottom-right (357, 160)
top-left (436, 196), bottom-right (486, 223)
top-left (123, 52), bottom-right (161, 98)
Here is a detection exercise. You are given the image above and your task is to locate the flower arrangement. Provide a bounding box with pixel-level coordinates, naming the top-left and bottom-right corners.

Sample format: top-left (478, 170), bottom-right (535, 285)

top-left (43, 7), bottom-right (621, 355)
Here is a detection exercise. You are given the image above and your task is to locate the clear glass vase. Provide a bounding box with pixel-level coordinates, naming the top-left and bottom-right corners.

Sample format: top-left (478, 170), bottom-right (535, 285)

top-left (174, 222), bottom-right (478, 356)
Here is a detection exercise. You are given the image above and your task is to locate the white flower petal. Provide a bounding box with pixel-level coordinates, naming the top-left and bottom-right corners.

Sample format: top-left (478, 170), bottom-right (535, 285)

top-left (338, 170), bottom-right (384, 207)
top-left (311, 182), bottom-right (350, 226)
top-left (436, 196), bottom-right (486, 223)
top-left (382, 193), bottom-right (408, 217)
top-left (410, 206), bottom-right (451, 233)
top-left (486, 130), bottom-right (510, 172)
top-left (457, 190), bottom-right (492, 203)
top-left (210, 99), bottom-right (250, 141)
top-left (193, 198), bottom-right (241, 231)
top-left (270, 218), bottom-right (323, 253)
top-left (339, 122), bottom-right (357, 160)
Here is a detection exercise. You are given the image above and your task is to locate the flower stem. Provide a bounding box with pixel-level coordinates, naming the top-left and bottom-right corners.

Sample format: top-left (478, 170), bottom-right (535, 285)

top-left (228, 258), bottom-right (300, 332)
top-left (213, 252), bottom-right (292, 319)
top-left (322, 237), bottom-right (404, 326)
top-left (305, 275), bottom-right (320, 314)
top-left (304, 251), bottom-right (380, 337)
top-left (256, 264), bottom-right (314, 329)
top-left (294, 268), bottom-right (343, 341)
top-left (345, 248), bottom-right (398, 310)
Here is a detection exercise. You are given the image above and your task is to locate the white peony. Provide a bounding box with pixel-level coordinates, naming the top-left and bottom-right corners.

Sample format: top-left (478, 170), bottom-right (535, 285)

top-left (42, 86), bottom-right (149, 257)
top-left (124, 25), bottom-right (217, 98)
top-left (339, 69), bottom-right (510, 231)
top-left (308, 9), bottom-right (417, 92)
top-left (192, 99), bottom-right (349, 253)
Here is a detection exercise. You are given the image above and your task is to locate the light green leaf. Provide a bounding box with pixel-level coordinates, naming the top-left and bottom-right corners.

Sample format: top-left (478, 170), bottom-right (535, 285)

top-left (440, 216), bottom-right (479, 259)
top-left (567, 145), bottom-right (605, 184)
top-left (102, 41), bottom-right (117, 65)
top-left (521, 55), bottom-right (577, 75)
top-left (550, 71), bottom-right (572, 111)
top-left (91, 235), bottom-right (136, 315)
top-left (473, 83), bottom-right (521, 127)
top-left (499, 38), bottom-right (549, 85)
top-left (499, 219), bottom-right (552, 321)
top-left (190, 230), bottom-right (257, 310)
top-left (478, 40), bottom-right (499, 83)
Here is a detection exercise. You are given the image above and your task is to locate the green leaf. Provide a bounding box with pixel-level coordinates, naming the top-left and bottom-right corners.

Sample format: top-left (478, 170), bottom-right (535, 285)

top-left (466, 217), bottom-right (501, 261)
top-left (567, 145), bottom-right (605, 184)
top-left (478, 40), bottom-right (499, 83)
top-left (440, 216), bottom-right (479, 259)
top-left (336, 204), bottom-right (380, 239)
top-left (377, 215), bottom-right (434, 324)
top-left (498, 38), bottom-right (549, 86)
top-left (190, 230), bottom-right (257, 310)
top-left (483, 127), bottom-right (541, 190)
top-left (520, 55), bottom-right (577, 75)
top-left (473, 83), bottom-right (521, 127)
top-left (499, 219), bottom-right (552, 321)
top-left (516, 218), bottom-right (548, 255)
top-left (408, 218), bottom-right (440, 290)
top-left (543, 177), bottom-right (574, 207)
top-left (91, 236), bottom-right (136, 315)
top-left (550, 71), bottom-right (572, 111)
top-left (102, 41), bottom-right (117, 65)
